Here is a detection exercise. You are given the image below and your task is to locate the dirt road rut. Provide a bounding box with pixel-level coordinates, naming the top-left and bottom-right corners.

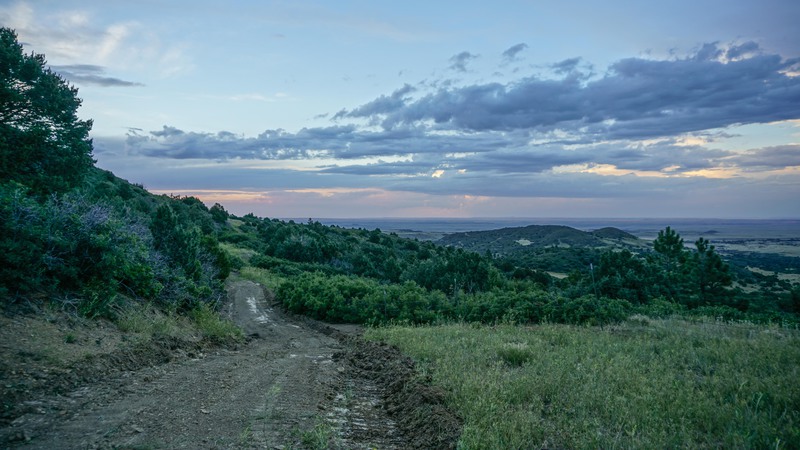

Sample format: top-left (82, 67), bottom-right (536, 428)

top-left (2, 280), bottom-right (459, 449)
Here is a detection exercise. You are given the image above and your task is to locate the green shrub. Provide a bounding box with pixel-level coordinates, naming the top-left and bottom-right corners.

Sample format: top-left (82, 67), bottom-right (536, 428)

top-left (545, 295), bottom-right (632, 326)
top-left (635, 296), bottom-right (686, 318)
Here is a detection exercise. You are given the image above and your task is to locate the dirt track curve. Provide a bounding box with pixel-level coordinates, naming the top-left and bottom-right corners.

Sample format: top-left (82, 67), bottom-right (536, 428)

top-left (1, 280), bottom-right (459, 449)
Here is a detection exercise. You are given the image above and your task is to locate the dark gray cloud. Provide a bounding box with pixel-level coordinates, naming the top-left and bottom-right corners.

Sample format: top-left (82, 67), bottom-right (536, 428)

top-left (551, 57), bottom-right (582, 74)
top-left (320, 160), bottom-right (434, 176)
top-left (501, 43), bottom-right (528, 62)
top-left (333, 84), bottom-right (415, 121)
top-left (124, 124), bottom-right (515, 161)
top-left (97, 134), bottom-right (737, 200)
top-left (725, 41), bottom-right (760, 60)
top-left (449, 51), bottom-right (478, 72)
top-left (728, 144), bottom-right (800, 169)
top-left (358, 42), bottom-right (800, 141)
top-left (51, 64), bottom-right (144, 87)
top-left (316, 141), bottom-right (737, 179)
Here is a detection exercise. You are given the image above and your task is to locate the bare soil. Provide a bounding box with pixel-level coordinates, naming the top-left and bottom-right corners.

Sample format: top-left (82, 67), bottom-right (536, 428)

top-left (0, 280), bottom-right (460, 449)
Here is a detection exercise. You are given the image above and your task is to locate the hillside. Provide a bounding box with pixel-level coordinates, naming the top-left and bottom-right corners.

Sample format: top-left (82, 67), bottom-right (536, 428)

top-left (439, 224), bottom-right (645, 252)
top-left (437, 224), bottom-right (647, 273)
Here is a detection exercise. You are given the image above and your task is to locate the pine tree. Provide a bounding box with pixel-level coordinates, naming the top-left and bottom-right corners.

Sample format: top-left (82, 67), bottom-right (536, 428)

top-left (1, 28), bottom-right (94, 194)
top-left (690, 237), bottom-right (732, 304)
top-left (652, 226), bottom-right (689, 301)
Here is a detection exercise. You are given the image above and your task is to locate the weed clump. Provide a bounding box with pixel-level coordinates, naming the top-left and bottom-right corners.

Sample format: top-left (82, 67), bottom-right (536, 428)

top-left (497, 343), bottom-right (533, 367)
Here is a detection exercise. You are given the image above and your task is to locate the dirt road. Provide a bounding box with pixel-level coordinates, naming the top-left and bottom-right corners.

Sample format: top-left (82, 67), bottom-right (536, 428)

top-left (2, 280), bottom-right (458, 449)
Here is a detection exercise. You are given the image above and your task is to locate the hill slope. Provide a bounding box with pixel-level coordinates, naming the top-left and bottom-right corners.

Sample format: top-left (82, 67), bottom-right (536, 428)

top-left (439, 224), bottom-right (645, 254)
top-left (437, 224), bottom-right (648, 273)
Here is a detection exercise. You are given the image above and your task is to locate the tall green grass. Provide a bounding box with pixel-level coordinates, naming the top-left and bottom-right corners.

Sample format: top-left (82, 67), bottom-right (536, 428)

top-left (117, 302), bottom-right (243, 345)
top-left (367, 316), bottom-right (800, 449)
top-left (237, 267), bottom-right (285, 292)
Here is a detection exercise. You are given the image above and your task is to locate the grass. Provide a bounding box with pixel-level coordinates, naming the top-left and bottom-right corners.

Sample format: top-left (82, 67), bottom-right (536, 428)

top-left (238, 266), bottom-right (285, 292)
top-left (117, 302), bottom-right (243, 344)
top-left (289, 416), bottom-right (334, 450)
top-left (190, 303), bottom-right (244, 344)
top-left (366, 316), bottom-right (800, 449)
top-left (219, 242), bottom-right (258, 264)
top-left (116, 304), bottom-right (190, 339)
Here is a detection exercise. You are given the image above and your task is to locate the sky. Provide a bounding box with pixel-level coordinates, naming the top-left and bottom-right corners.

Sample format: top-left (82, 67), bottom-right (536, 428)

top-left (3, 0), bottom-right (800, 219)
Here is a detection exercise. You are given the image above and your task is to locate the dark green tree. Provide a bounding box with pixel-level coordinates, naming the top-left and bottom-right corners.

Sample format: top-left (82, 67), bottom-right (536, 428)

top-left (652, 226), bottom-right (690, 301)
top-left (653, 226), bottom-right (686, 261)
top-left (594, 249), bottom-right (658, 304)
top-left (0, 28), bottom-right (94, 194)
top-left (690, 237), bottom-right (732, 304)
top-left (151, 203), bottom-right (201, 281)
top-left (209, 202), bottom-right (229, 224)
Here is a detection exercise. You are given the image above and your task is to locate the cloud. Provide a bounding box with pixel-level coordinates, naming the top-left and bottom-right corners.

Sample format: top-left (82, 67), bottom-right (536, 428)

top-left (117, 40), bottom-right (800, 187)
top-left (91, 41), bottom-right (800, 218)
top-left (551, 57), bottom-right (582, 74)
top-left (448, 51), bottom-right (478, 72)
top-left (51, 64), bottom-right (144, 87)
top-left (124, 124), bottom-right (517, 162)
top-left (0, 2), bottom-right (191, 76)
top-left (333, 84), bottom-right (416, 121)
top-left (728, 144), bottom-right (800, 170)
top-left (501, 43), bottom-right (528, 62)
top-left (368, 42), bottom-right (800, 141)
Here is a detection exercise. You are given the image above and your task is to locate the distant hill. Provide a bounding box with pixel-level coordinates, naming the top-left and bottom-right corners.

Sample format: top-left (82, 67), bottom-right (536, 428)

top-left (440, 225), bottom-right (643, 253)
top-left (438, 225), bottom-right (648, 272)
top-left (591, 227), bottom-right (640, 241)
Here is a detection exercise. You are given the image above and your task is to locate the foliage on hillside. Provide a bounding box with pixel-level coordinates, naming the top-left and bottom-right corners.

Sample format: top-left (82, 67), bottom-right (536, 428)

top-left (438, 224), bottom-right (651, 274)
top-left (0, 28), bottom-right (231, 318)
top-left (1, 169), bottom-right (232, 317)
top-left (439, 224), bottom-right (645, 253)
top-left (228, 214), bottom-right (798, 325)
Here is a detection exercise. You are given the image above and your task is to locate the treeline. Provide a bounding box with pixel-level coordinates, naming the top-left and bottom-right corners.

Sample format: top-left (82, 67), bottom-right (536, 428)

top-left (224, 215), bottom-right (799, 325)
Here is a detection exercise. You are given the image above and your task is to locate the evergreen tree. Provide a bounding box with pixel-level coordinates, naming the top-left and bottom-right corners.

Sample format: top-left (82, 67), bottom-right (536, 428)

top-left (652, 226), bottom-right (689, 301)
top-left (653, 226), bottom-right (686, 261)
top-left (0, 28), bottom-right (94, 194)
top-left (690, 237), bottom-right (732, 304)
top-left (209, 202), bottom-right (229, 224)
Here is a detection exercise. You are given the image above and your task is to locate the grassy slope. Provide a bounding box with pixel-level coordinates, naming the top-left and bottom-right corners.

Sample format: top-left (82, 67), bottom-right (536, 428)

top-left (367, 318), bottom-right (800, 449)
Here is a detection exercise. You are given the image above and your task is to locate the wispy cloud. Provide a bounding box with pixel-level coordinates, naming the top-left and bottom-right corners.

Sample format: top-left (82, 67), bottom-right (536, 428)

top-left (501, 43), bottom-right (528, 62)
top-left (448, 51), bottom-right (479, 72)
top-left (51, 64), bottom-right (143, 87)
top-left (0, 2), bottom-right (192, 77)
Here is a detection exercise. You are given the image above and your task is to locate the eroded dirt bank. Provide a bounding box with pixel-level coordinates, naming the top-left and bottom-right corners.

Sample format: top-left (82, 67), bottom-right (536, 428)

top-left (1, 280), bottom-right (460, 449)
